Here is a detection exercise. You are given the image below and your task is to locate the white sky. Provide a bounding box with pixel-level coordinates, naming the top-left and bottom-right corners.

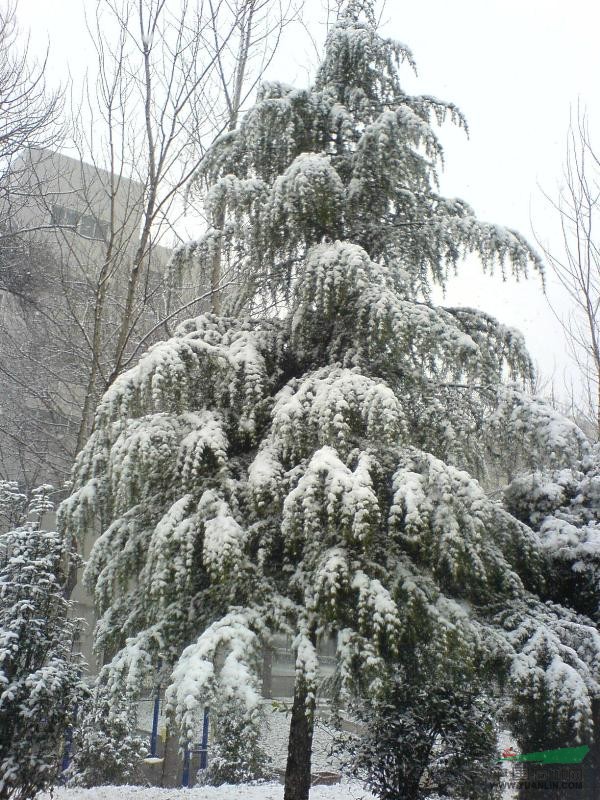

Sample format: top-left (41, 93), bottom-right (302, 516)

top-left (16, 0), bottom-right (600, 398)
top-left (377, 0), bottom-right (600, 396)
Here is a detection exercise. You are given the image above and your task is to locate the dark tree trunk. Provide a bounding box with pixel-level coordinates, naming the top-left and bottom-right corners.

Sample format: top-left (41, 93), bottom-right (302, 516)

top-left (517, 717), bottom-right (598, 800)
top-left (581, 698), bottom-right (600, 800)
top-left (283, 671), bottom-right (316, 800)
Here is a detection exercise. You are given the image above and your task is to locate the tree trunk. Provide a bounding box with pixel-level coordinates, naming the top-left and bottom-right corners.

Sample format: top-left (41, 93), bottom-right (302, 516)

top-left (283, 671), bottom-right (316, 800)
top-left (210, 213), bottom-right (224, 315)
top-left (581, 698), bottom-right (600, 800)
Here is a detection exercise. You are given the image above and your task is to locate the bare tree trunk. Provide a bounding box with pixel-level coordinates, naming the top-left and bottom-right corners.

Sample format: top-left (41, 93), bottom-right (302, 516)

top-left (283, 669), bottom-right (315, 800)
top-left (210, 228), bottom-right (223, 314)
top-left (75, 244), bottom-right (113, 451)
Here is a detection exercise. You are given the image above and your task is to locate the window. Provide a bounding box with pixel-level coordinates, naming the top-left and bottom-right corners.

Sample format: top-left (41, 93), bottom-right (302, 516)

top-left (50, 204), bottom-right (79, 228)
top-left (79, 213), bottom-right (110, 239)
top-left (50, 205), bottom-right (109, 240)
top-left (78, 214), bottom-right (96, 238)
top-left (64, 208), bottom-right (80, 227)
top-left (50, 205), bottom-right (65, 225)
top-left (95, 219), bottom-right (109, 240)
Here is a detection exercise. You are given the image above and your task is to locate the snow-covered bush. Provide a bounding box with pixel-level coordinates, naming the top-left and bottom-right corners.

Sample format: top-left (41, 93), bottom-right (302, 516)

top-left (0, 483), bottom-right (87, 800)
top-left (503, 447), bottom-right (600, 758)
top-left (505, 446), bottom-right (600, 621)
top-left (59, 2), bottom-right (600, 797)
top-left (335, 658), bottom-right (500, 800)
top-left (198, 701), bottom-right (271, 786)
top-left (169, 613), bottom-right (270, 786)
top-left (66, 686), bottom-right (147, 788)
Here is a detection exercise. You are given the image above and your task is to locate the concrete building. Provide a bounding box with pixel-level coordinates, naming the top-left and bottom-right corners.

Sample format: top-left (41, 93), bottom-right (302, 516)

top-left (0, 147), bottom-right (171, 673)
top-left (0, 148), bottom-right (154, 481)
top-left (10, 147), bottom-right (144, 244)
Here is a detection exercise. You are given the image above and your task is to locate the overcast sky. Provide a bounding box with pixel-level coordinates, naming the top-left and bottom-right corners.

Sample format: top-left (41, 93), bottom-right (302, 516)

top-left (16, 0), bottom-right (600, 399)
top-left (378, 0), bottom-right (600, 397)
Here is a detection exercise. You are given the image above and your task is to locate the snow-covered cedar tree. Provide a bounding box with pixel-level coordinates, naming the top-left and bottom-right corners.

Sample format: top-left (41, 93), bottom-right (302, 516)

top-left (505, 445), bottom-right (600, 622)
top-left (504, 446), bottom-right (600, 760)
top-left (59, 2), bottom-right (600, 799)
top-left (334, 651), bottom-right (500, 800)
top-left (0, 483), bottom-right (87, 800)
top-left (66, 685), bottom-right (147, 787)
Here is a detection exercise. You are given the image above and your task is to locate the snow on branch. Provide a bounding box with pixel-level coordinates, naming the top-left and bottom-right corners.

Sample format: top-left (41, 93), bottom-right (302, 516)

top-left (165, 611), bottom-right (264, 746)
top-left (269, 366), bottom-right (406, 461)
top-left (389, 448), bottom-right (543, 598)
top-left (282, 445), bottom-right (380, 553)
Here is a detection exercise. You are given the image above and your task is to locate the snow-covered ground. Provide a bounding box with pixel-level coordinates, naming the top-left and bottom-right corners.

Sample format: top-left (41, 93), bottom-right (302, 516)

top-left (41, 783), bottom-right (375, 800)
top-left (39, 773), bottom-right (520, 800)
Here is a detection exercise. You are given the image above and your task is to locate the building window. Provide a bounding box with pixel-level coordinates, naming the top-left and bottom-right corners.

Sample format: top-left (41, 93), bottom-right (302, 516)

top-left (50, 204), bottom-right (109, 239)
top-left (94, 219), bottom-right (109, 240)
top-left (78, 214), bottom-right (96, 238)
top-left (50, 205), bottom-right (64, 225)
top-left (51, 204), bottom-right (80, 228)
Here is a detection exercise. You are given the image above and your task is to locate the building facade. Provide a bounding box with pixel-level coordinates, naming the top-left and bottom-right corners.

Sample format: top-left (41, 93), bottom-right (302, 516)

top-left (0, 148), bottom-right (169, 671)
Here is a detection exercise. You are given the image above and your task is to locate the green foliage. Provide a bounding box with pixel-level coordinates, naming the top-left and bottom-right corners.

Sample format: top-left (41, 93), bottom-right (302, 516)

top-left (67, 688), bottom-right (147, 787)
top-left (0, 483), bottom-right (87, 800)
top-left (337, 659), bottom-right (500, 800)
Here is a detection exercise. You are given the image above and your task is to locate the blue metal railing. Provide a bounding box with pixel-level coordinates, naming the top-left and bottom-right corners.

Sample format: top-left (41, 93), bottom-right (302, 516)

top-left (181, 706), bottom-right (209, 787)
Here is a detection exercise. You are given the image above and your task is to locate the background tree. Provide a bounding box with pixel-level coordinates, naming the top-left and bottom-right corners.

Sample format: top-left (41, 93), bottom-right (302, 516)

top-left (537, 106), bottom-right (600, 441)
top-left (60, 3), bottom-right (600, 799)
top-left (0, 483), bottom-right (87, 800)
top-left (0, 0), bottom-right (298, 490)
top-left (335, 655), bottom-right (500, 800)
top-left (0, 2), bottom-right (69, 491)
top-left (504, 447), bottom-right (600, 800)
top-left (0, 0), bottom-right (63, 239)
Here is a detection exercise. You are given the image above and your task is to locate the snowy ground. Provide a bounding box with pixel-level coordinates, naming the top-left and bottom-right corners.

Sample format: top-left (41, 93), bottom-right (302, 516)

top-left (41, 783), bottom-right (375, 800)
top-left (39, 730), bottom-right (518, 800)
top-left (39, 776), bottom-right (519, 800)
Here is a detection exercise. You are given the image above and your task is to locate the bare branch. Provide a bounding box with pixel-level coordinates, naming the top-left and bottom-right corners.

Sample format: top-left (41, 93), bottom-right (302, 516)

top-left (535, 102), bottom-right (600, 439)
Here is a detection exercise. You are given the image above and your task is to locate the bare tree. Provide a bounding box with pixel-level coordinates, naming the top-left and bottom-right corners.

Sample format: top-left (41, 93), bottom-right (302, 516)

top-left (0, 0), bottom-right (299, 488)
top-left (0, 2), bottom-right (70, 491)
top-left (537, 105), bottom-right (600, 440)
top-left (0, 1), bottom-right (63, 241)
top-left (203, 0), bottom-right (296, 313)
